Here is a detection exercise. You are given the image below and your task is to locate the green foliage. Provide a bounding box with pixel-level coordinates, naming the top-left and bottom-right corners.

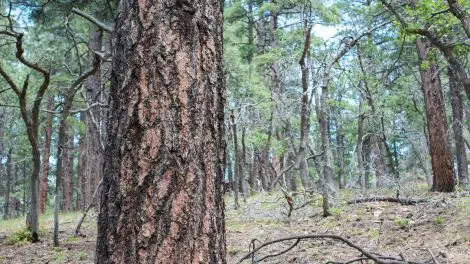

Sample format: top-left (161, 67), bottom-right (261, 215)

top-left (76, 251), bottom-right (88, 261)
top-left (5, 227), bottom-right (33, 245)
top-left (435, 216), bottom-right (444, 225)
top-left (394, 218), bottom-right (410, 229)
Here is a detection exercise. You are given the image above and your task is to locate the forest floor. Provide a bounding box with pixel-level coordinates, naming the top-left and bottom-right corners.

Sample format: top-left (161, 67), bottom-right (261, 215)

top-left (1, 188), bottom-right (470, 263)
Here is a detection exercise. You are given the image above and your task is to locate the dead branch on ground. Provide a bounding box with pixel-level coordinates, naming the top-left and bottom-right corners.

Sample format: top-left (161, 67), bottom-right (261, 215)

top-left (237, 234), bottom-right (438, 264)
top-left (347, 197), bottom-right (427, 205)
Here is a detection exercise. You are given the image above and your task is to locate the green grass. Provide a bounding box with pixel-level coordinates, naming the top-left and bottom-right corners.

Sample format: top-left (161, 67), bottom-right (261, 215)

top-left (435, 215), bottom-right (445, 225)
top-left (0, 211), bottom-right (84, 245)
top-left (0, 211), bottom-right (83, 234)
top-left (393, 217), bottom-right (410, 229)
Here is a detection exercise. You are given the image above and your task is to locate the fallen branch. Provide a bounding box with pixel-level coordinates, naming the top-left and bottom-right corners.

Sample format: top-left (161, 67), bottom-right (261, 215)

top-left (347, 197), bottom-right (427, 205)
top-left (236, 234), bottom-right (419, 264)
top-left (74, 179), bottom-right (102, 237)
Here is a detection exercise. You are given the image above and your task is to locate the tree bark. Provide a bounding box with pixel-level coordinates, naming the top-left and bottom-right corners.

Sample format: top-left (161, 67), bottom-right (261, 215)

top-left (449, 66), bottom-right (468, 186)
top-left (446, 0), bottom-right (470, 38)
top-left (298, 25), bottom-right (313, 190)
top-left (416, 37), bottom-right (454, 192)
top-left (337, 121), bottom-right (345, 190)
top-left (54, 54), bottom-right (101, 247)
top-left (40, 95), bottom-right (53, 214)
top-left (356, 92), bottom-right (366, 190)
top-left (0, 110), bottom-right (4, 214)
top-left (96, 1), bottom-right (226, 262)
top-left (363, 135), bottom-right (372, 188)
top-left (61, 129), bottom-right (74, 211)
top-left (84, 25), bottom-right (103, 208)
top-left (231, 111), bottom-right (240, 209)
top-left (76, 113), bottom-right (87, 210)
top-left (3, 148), bottom-right (12, 220)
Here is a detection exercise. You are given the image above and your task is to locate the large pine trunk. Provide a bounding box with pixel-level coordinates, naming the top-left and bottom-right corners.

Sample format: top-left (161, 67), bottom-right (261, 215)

top-left (416, 38), bottom-right (454, 192)
top-left (96, 1), bottom-right (226, 263)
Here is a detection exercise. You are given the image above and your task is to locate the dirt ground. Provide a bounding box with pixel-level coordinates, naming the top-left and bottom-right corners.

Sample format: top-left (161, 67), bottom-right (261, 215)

top-left (1, 190), bottom-right (470, 263)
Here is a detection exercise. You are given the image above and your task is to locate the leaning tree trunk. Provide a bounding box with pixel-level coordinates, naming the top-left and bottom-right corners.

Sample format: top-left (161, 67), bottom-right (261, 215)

top-left (449, 66), bottom-right (468, 186)
top-left (40, 95), bottom-right (53, 214)
top-left (96, 1), bottom-right (226, 263)
top-left (416, 37), bottom-right (454, 192)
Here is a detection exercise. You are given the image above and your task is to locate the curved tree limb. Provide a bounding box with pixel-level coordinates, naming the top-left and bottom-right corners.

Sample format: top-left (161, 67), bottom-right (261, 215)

top-left (236, 234), bottom-right (414, 264)
top-left (71, 8), bottom-right (114, 33)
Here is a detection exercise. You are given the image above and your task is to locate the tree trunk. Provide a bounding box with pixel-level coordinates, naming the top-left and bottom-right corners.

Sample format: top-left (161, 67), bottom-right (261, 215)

top-left (298, 26), bottom-right (313, 190)
top-left (3, 148), bottom-right (12, 220)
top-left (84, 25), bottom-right (103, 208)
top-left (449, 66), bottom-right (468, 186)
top-left (446, 0), bottom-right (470, 39)
top-left (61, 129), bottom-right (74, 211)
top-left (416, 37), bottom-right (455, 192)
top-left (337, 121), bottom-right (345, 189)
top-left (356, 92), bottom-right (366, 190)
top-left (0, 110), bottom-right (4, 215)
top-left (363, 135), bottom-right (372, 188)
top-left (226, 149), bottom-right (234, 193)
top-left (76, 113), bottom-right (87, 210)
top-left (231, 111), bottom-right (240, 209)
top-left (40, 95), bottom-right (53, 214)
top-left (96, 1), bottom-right (226, 262)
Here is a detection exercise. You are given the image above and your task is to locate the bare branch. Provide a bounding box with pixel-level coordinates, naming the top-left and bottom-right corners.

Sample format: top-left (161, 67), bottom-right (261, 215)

top-left (71, 8), bottom-right (114, 33)
top-left (236, 234), bottom-right (413, 264)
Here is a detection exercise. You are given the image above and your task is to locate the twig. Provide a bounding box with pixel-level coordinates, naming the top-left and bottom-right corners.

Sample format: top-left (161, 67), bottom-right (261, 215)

top-left (427, 248), bottom-right (439, 264)
top-left (256, 239), bottom-right (300, 263)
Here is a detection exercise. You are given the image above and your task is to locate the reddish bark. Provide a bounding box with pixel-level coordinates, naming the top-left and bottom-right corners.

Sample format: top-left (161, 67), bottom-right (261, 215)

top-left (96, 1), bottom-right (226, 262)
top-left (416, 38), bottom-right (454, 192)
top-left (40, 95), bottom-right (54, 214)
top-left (61, 130), bottom-right (74, 211)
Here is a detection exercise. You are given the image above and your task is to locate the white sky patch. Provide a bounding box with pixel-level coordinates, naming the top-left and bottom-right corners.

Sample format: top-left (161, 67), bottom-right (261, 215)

top-left (313, 24), bottom-right (338, 40)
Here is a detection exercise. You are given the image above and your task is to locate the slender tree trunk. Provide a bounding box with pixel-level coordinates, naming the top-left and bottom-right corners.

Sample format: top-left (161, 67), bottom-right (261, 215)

top-left (96, 1), bottom-right (226, 262)
top-left (337, 121), bottom-right (345, 189)
top-left (239, 128), bottom-right (247, 200)
top-left (231, 111), bottom-right (240, 209)
top-left (76, 113), bottom-right (87, 210)
top-left (416, 37), bottom-right (454, 192)
top-left (356, 92), bottom-right (366, 190)
top-left (84, 25), bottom-right (103, 208)
top-left (449, 66), bottom-right (468, 186)
top-left (0, 110), bottom-right (4, 214)
top-left (363, 135), bottom-right (372, 188)
top-left (62, 130), bottom-right (74, 211)
top-left (3, 148), bottom-right (12, 220)
top-left (298, 26), bottom-right (313, 191)
top-left (40, 95), bottom-right (53, 214)
top-left (226, 149), bottom-right (233, 194)
top-left (446, 0), bottom-right (470, 39)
